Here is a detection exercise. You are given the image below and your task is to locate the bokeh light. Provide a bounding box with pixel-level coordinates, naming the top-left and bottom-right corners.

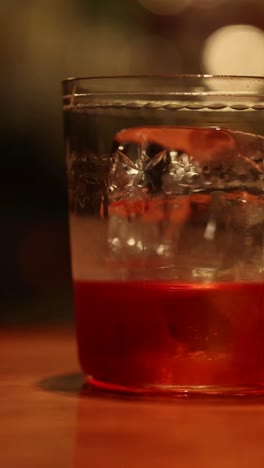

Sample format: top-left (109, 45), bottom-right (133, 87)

top-left (203, 24), bottom-right (264, 75)
top-left (138, 0), bottom-right (192, 16)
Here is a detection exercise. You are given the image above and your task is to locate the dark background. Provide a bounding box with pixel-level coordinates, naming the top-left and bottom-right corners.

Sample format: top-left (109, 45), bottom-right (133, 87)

top-left (1, 0), bottom-right (264, 326)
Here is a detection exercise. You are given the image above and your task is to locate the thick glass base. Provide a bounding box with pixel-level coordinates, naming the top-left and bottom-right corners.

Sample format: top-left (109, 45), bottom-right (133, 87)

top-left (87, 376), bottom-right (264, 397)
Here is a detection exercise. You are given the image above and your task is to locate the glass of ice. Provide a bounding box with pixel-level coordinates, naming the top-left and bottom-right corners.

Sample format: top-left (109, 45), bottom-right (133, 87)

top-left (63, 75), bottom-right (264, 396)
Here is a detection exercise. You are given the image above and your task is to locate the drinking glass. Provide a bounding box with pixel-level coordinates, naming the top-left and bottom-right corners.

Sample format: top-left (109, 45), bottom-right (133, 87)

top-left (62, 75), bottom-right (264, 396)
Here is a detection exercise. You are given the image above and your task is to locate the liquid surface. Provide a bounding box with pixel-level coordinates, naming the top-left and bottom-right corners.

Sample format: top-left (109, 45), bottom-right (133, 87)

top-left (74, 280), bottom-right (264, 394)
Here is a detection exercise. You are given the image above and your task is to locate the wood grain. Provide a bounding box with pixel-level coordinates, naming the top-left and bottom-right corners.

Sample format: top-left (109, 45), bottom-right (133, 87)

top-left (1, 328), bottom-right (264, 468)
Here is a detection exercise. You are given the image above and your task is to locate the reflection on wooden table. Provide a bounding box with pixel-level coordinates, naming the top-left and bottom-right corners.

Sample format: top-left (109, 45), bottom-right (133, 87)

top-left (1, 328), bottom-right (264, 468)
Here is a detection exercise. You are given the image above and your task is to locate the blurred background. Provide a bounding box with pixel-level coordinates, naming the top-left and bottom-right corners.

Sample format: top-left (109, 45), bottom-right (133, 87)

top-left (2, 0), bottom-right (264, 325)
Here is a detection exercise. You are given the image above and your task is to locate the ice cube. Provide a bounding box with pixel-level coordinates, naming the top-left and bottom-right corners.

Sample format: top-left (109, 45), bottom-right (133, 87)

top-left (108, 126), bottom-right (264, 280)
top-left (112, 126), bottom-right (264, 195)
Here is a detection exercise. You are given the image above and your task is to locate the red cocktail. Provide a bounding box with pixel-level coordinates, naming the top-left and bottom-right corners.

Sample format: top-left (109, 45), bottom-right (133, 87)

top-left (74, 280), bottom-right (264, 395)
top-left (63, 76), bottom-right (264, 395)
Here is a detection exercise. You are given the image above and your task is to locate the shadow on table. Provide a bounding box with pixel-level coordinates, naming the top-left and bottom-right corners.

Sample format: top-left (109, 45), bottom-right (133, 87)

top-left (37, 373), bottom-right (264, 405)
top-left (38, 373), bottom-right (146, 402)
top-left (38, 373), bottom-right (141, 401)
top-left (38, 373), bottom-right (84, 396)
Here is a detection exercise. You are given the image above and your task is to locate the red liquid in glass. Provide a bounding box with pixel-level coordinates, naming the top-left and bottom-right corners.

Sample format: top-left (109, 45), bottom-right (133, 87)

top-left (74, 280), bottom-right (264, 395)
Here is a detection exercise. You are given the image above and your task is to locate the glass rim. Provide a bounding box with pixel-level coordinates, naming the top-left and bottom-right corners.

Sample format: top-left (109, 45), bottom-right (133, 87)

top-left (62, 74), bottom-right (264, 110)
top-left (62, 74), bottom-right (264, 84)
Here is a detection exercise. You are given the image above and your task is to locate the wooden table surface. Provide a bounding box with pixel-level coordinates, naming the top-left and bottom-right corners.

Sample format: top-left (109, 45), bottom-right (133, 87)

top-left (1, 327), bottom-right (264, 468)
